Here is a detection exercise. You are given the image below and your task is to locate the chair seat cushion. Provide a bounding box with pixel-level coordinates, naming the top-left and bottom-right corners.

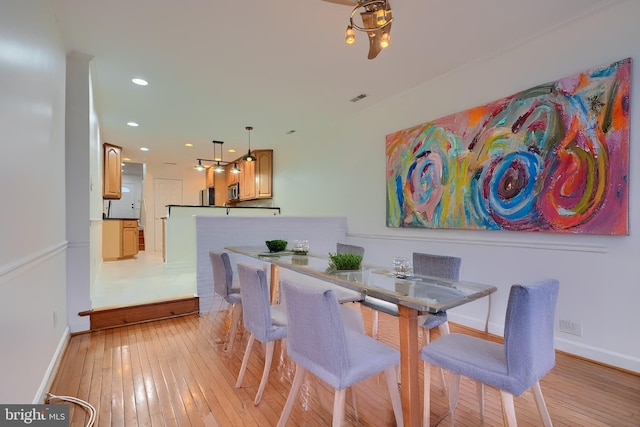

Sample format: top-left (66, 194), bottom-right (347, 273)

top-left (422, 333), bottom-right (532, 396)
top-left (297, 330), bottom-right (399, 390)
top-left (419, 311), bottom-right (448, 330)
top-left (226, 292), bottom-right (242, 304)
top-left (271, 304), bottom-right (288, 326)
top-left (361, 296), bottom-right (399, 316)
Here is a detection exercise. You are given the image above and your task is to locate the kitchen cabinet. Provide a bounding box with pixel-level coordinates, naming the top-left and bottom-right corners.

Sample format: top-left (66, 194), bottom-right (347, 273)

top-left (205, 166), bottom-right (214, 188)
top-left (236, 149), bottom-right (273, 202)
top-left (255, 150), bottom-right (273, 198)
top-left (226, 163), bottom-right (240, 187)
top-left (240, 159), bottom-right (256, 200)
top-left (103, 219), bottom-right (139, 261)
top-left (222, 149), bottom-right (273, 204)
top-left (103, 142), bottom-right (123, 199)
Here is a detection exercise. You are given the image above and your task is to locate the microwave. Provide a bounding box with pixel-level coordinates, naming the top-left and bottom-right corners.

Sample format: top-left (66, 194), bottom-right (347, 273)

top-left (228, 182), bottom-right (240, 201)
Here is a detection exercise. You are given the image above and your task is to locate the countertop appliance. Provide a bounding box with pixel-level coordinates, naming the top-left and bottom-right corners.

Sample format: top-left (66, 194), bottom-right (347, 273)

top-left (200, 187), bottom-right (215, 206)
top-left (227, 182), bottom-right (239, 201)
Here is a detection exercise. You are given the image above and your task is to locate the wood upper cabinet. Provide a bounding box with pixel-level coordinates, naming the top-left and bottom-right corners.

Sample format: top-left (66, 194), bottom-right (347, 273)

top-left (103, 142), bottom-right (123, 199)
top-left (226, 162), bottom-right (240, 186)
top-left (255, 150), bottom-right (273, 198)
top-left (224, 149), bottom-right (272, 203)
top-left (205, 166), bottom-right (214, 188)
top-left (240, 159), bottom-right (256, 200)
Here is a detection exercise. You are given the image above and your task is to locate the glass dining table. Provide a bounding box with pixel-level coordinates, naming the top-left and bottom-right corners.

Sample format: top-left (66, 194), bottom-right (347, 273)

top-left (225, 246), bottom-right (497, 427)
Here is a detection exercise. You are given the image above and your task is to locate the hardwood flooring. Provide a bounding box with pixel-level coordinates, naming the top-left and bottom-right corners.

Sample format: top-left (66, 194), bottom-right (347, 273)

top-left (48, 305), bottom-right (640, 426)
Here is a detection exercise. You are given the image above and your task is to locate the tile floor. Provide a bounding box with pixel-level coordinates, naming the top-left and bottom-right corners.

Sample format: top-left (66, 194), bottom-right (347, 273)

top-left (92, 250), bottom-right (196, 309)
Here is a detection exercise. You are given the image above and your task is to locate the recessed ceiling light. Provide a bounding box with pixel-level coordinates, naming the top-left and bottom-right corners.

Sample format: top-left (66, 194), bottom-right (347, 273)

top-left (140, 147), bottom-right (149, 151)
top-left (131, 78), bottom-right (148, 86)
top-left (127, 121), bottom-right (139, 127)
top-left (184, 143), bottom-right (194, 147)
top-left (228, 149), bottom-right (236, 153)
top-left (123, 157), bottom-right (131, 161)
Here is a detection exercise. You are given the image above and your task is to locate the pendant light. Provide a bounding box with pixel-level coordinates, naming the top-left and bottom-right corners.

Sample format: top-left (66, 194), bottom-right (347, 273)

top-left (242, 126), bottom-right (257, 162)
top-left (213, 140), bottom-right (225, 173)
top-left (194, 159), bottom-right (205, 171)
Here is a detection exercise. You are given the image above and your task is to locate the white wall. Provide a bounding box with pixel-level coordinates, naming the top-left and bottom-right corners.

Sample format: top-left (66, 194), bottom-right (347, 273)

top-left (65, 51), bottom-right (95, 332)
top-left (0, 1), bottom-right (69, 403)
top-left (271, 1), bottom-right (640, 372)
top-left (142, 162), bottom-right (205, 252)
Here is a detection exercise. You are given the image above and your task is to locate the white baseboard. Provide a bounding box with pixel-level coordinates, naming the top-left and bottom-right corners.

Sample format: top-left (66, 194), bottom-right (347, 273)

top-left (34, 327), bottom-right (70, 404)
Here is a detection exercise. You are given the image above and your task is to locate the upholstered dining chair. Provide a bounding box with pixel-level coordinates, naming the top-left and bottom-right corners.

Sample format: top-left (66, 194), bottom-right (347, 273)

top-left (277, 281), bottom-right (403, 427)
top-left (421, 279), bottom-right (560, 427)
top-left (336, 242), bottom-right (365, 257)
top-left (413, 253), bottom-right (461, 347)
top-left (234, 263), bottom-right (288, 405)
top-left (209, 251), bottom-right (242, 353)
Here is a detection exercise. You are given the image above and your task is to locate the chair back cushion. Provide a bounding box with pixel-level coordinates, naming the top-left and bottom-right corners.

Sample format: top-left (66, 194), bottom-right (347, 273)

top-left (336, 243), bottom-right (365, 257)
top-left (210, 252), bottom-right (233, 298)
top-left (412, 252), bottom-right (461, 280)
top-left (281, 281), bottom-right (350, 379)
top-left (504, 279), bottom-right (559, 387)
top-left (237, 263), bottom-right (286, 342)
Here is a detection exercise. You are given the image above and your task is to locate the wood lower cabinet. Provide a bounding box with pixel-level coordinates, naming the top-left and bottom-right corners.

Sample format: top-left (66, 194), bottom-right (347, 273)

top-left (103, 219), bottom-right (139, 261)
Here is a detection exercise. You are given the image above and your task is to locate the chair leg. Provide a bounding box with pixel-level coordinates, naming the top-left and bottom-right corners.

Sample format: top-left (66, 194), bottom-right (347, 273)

top-left (254, 340), bottom-right (277, 405)
top-left (438, 321), bottom-right (451, 336)
top-left (531, 381), bottom-right (553, 427)
top-left (449, 372), bottom-right (461, 427)
top-left (350, 387), bottom-right (359, 422)
top-left (235, 333), bottom-right (255, 388)
top-left (224, 303), bottom-right (241, 353)
top-left (384, 367), bottom-right (404, 427)
top-left (332, 388), bottom-right (347, 427)
top-left (277, 364), bottom-right (307, 427)
top-left (499, 390), bottom-right (517, 427)
top-left (423, 360), bottom-right (431, 427)
top-left (371, 309), bottom-right (379, 339)
top-left (476, 381), bottom-right (485, 421)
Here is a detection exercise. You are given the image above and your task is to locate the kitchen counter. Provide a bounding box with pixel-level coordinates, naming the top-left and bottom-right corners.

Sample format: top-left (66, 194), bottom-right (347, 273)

top-left (166, 205), bottom-right (280, 217)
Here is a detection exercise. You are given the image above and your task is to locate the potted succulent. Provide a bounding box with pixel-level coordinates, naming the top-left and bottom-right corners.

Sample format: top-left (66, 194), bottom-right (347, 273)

top-left (328, 252), bottom-right (363, 271)
top-left (265, 239), bottom-right (288, 253)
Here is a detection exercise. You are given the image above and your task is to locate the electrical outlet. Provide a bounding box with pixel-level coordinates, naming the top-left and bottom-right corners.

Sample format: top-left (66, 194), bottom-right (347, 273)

top-left (559, 319), bottom-right (582, 336)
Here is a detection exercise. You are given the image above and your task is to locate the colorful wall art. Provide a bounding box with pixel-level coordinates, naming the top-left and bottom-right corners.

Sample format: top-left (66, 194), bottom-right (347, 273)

top-left (386, 58), bottom-right (630, 235)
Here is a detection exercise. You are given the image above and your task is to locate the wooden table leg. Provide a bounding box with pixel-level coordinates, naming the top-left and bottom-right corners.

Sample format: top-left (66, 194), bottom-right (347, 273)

top-left (398, 305), bottom-right (421, 427)
top-left (270, 263), bottom-right (280, 304)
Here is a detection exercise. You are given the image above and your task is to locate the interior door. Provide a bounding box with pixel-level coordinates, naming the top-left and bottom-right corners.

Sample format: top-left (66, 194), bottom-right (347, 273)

top-left (153, 178), bottom-right (183, 252)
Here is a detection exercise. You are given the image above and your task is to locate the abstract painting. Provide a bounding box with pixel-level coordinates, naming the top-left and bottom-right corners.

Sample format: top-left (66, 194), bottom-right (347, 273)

top-left (386, 58), bottom-right (630, 235)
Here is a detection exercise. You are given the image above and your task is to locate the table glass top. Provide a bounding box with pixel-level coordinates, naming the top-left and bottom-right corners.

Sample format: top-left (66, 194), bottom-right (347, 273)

top-left (225, 246), bottom-right (496, 313)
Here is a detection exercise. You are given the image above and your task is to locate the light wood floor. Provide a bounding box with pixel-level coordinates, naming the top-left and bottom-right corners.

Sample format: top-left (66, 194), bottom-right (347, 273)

top-left (49, 305), bottom-right (640, 426)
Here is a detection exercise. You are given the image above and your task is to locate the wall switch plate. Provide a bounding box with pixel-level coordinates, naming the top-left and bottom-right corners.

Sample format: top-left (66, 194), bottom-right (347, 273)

top-left (559, 319), bottom-right (582, 336)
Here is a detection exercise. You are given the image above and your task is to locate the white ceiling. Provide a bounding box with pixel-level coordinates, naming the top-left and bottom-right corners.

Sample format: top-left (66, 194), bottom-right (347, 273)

top-left (50, 0), bottom-right (612, 171)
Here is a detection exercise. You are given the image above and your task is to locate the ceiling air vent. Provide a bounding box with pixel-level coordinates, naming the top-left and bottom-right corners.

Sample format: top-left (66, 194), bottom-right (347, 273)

top-left (350, 93), bottom-right (368, 102)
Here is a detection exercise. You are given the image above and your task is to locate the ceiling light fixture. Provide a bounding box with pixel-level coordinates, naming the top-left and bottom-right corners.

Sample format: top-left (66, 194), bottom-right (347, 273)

top-left (242, 126), bottom-right (257, 162)
top-left (194, 159), bottom-right (206, 172)
top-left (344, 0), bottom-right (393, 59)
top-left (194, 140), bottom-right (231, 173)
top-left (131, 78), bottom-right (148, 86)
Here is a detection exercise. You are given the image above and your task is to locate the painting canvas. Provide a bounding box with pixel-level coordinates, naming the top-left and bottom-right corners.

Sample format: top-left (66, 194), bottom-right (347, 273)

top-left (386, 58), bottom-right (630, 235)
